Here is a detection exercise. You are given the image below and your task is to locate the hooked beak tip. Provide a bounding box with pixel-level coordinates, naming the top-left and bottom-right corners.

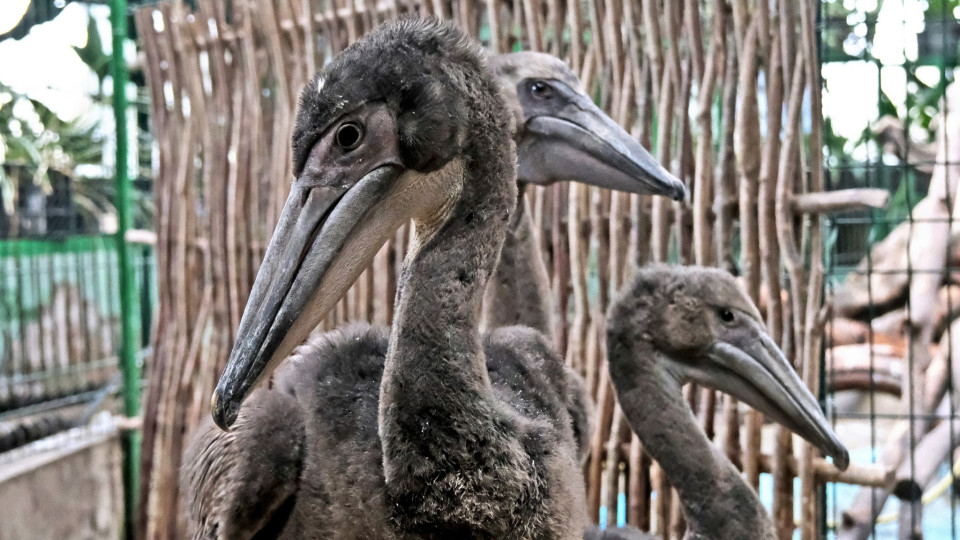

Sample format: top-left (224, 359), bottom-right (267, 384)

top-left (831, 445), bottom-right (851, 471)
top-left (670, 182), bottom-right (687, 202)
top-left (211, 390), bottom-right (239, 431)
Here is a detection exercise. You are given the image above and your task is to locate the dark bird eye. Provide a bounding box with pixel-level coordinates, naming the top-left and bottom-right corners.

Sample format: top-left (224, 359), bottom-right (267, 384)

top-left (336, 122), bottom-right (363, 150)
top-left (718, 308), bottom-right (735, 323)
top-left (530, 80), bottom-right (553, 99)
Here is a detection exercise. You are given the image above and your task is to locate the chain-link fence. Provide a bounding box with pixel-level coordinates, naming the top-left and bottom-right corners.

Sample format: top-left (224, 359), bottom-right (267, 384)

top-left (822, 1), bottom-right (960, 538)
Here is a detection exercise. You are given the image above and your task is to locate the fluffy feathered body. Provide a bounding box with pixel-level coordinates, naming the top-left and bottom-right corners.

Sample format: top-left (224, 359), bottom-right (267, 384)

top-left (186, 19), bottom-right (586, 539)
top-left (185, 324), bottom-right (586, 539)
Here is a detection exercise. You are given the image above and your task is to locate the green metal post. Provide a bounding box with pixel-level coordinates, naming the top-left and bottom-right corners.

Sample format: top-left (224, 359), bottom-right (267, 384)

top-left (110, 1), bottom-right (142, 538)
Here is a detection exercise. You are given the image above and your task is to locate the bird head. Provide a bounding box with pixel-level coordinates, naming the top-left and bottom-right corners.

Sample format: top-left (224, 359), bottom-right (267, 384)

top-left (490, 52), bottom-right (686, 201)
top-left (608, 265), bottom-right (850, 470)
top-left (212, 18), bottom-right (514, 430)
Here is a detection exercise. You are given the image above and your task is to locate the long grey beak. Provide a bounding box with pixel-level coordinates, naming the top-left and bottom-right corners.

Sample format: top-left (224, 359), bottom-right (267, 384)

top-left (698, 323), bottom-right (850, 470)
top-left (519, 93), bottom-right (686, 201)
top-left (212, 166), bottom-right (401, 430)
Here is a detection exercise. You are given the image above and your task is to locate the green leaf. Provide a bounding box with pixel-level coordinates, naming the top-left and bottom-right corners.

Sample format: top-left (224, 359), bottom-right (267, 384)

top-left (71, 15), bottom-right (110, 84)
top-left (877, 88), bottom-right (898, 119)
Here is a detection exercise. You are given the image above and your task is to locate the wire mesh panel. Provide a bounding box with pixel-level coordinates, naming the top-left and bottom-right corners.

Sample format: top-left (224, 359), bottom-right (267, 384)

top-left (821, 0), bottom-right (960, 538)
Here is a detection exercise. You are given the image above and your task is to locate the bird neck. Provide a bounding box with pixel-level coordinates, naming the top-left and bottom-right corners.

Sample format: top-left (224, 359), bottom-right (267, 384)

top-left (608, 339), bottom-right (776, 539)
top-left (482, 187), bottom-right (553, 335)
top-left (386, 201), bottom-right (502, 399)
top-left (378, 158), bottom-right (518, 509)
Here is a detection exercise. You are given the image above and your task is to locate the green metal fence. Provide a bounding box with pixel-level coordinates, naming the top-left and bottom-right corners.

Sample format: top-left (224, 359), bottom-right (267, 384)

top-left (0, 235), bottom-right (154, 415)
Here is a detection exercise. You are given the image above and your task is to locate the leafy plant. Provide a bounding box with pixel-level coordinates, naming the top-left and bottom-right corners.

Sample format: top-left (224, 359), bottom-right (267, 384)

top-left (72, 15), bottom-right (110, 96)
top-left (0, 11), bottom-right (155, 236)
top-left (0, 83), bottom-right (108, 234)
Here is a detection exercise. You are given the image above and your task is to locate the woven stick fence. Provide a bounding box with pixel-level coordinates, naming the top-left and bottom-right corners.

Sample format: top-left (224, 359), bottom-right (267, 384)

top-left (134, 1), bottom-right (886, 538)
